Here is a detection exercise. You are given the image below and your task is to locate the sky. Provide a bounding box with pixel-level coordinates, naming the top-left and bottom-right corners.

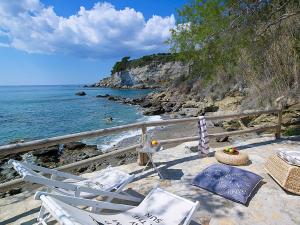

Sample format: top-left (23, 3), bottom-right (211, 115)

top-left (0, 0), bottom-right (186, 85)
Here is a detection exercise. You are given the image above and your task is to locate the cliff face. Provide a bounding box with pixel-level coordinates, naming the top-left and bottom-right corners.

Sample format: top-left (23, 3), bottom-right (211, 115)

top-left (94, 61), bottom-right (188, 89)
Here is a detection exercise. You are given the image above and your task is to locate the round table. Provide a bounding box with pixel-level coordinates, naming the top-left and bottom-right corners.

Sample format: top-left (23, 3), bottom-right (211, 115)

top-left (215, 150), bottom-right (249, 166)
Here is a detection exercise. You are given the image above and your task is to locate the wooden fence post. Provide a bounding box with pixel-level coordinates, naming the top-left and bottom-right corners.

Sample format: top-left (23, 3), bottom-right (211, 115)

top-left (275, 109), bottom-right (283, 139)
top-left (137, 125), bottom-right (149, 166)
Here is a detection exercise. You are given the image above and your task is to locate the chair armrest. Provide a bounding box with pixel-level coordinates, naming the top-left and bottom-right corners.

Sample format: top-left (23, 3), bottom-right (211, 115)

top-left (25, 174), bottom-right (141, 203)
top-left (35, 191), bottom-right (135, 211)
top-left (78, 185), bottom-right (142, 203)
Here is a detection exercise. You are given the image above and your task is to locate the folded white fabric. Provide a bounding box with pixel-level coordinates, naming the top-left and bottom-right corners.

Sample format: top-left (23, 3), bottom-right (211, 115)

top-left (198, 116), bottom-right (210, 154)
top-left (277, 150), bottom-right (300, 167)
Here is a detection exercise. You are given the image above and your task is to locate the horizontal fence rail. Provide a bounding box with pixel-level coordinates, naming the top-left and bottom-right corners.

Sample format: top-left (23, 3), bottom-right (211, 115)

top-left (0, 108), bottom-right (281, 192)
top-left (0, 109), bottom-right (279, 157)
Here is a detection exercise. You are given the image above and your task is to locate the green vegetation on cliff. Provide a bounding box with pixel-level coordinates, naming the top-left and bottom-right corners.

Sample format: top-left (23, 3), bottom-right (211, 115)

top-left (111, 53), bottom-right (177, 74)
top-left (168, 0), bottom-right (299, 107)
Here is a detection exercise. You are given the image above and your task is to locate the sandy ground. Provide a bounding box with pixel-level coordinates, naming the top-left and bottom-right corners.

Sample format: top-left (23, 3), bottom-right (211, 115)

top-left (0, 135), bottom-right (299, 225)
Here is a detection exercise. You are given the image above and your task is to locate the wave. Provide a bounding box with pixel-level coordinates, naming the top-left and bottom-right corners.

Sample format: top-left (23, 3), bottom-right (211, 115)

top-left (97, 115), bottom-right (162, 152)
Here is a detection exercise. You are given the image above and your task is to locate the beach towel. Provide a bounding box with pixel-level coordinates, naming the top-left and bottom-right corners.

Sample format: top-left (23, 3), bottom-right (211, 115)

top-left (198, 115), bottom-right (210, 154)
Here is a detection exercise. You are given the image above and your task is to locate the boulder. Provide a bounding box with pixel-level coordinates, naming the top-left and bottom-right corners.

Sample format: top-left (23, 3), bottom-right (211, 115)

top-left (172, 103), bottom-right (183, 112)
top-left (32, 145), bottom-right (60, 157)
top-left (143, 106), bottom-right (165, 115)
top-left (8, 188), bottom-right (22, 196)
top-left (182, 100), bottom-right (198, 108)
top-left (77, 153), bottom-right (89, 161)
top-left (179, 108), bottom-right (200, 117)
top-left (140, 100), bottom-right (152, 108)
top-left (184, 144), bottom-right (198, 152)
top-left (131, 97), bottom-right (145, 104)
top-left (204, 104), bottom-right (219, 112)
top-left (75, 91), bottom-right (86, 96)
top-left (216, 136), bottom-right (229, 142)
top-left (162, 105), bottom-right (173, 113)
top-left (63, 142), bottom-right (86, 150)
top-left (222, 120), bottom-right (241, 131)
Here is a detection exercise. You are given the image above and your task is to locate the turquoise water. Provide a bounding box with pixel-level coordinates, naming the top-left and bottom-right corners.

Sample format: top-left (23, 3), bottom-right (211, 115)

top-left (0, 85), bottom-right (154, 148)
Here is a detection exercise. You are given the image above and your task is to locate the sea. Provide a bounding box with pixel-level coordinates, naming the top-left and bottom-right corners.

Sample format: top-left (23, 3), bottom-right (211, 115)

top-left (0, 85), bottom-right (160, 150)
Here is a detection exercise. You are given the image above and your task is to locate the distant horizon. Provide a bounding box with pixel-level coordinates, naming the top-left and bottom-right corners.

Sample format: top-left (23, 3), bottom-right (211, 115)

top-left (0, 83), bottom-right (94, 87)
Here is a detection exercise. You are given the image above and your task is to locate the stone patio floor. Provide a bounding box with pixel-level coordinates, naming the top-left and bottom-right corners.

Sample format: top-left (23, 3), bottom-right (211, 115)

top-left (0, 135), bottom-right (299, 225)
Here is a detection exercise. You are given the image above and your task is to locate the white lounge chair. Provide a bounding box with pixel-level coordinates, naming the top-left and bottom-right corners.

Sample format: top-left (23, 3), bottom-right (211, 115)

top-left (35, 187), bottom-right (199, 225)
top-left (9, 159), bottom-right (140, 202)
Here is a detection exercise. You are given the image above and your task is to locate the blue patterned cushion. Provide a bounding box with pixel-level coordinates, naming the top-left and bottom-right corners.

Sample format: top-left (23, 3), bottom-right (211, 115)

top-left (192, 163), bottom-right (263, 204)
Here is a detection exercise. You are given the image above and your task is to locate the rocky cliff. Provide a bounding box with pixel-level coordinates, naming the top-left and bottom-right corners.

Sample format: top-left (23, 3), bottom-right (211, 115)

top-left (92, 61), bottom-right (188, 89)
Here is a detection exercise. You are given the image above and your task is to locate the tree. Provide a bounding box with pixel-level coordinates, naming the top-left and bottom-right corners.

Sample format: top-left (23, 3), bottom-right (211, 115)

top-left (168, 0), bottom-right (300, 106)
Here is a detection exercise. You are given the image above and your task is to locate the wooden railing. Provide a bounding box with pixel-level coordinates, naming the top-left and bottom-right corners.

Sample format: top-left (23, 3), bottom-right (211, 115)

top-left (0, 109), bottom-right (282, 191)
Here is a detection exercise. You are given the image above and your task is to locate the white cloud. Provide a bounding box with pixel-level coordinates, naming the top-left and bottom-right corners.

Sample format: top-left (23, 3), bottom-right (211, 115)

top-left (0, 1), bottom-right (175, 58)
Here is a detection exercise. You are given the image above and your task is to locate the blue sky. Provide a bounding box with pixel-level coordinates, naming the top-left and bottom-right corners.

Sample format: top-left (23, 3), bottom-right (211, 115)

top-left (0, 0), bottom-right (186, 85)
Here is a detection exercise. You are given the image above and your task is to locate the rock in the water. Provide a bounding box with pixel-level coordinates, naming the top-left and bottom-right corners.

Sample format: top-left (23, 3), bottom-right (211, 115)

top-left (9, 139), bottom-right (25, 144)
top-left (216, 136), bottom-right (229, 142)
top-left (96, 94), bottom-right (109, 98)
top-left (75, 91), bottom-right (86, 96)
top-left (107, 95), bottom-right (119, 101)
top-left (63, 142), bottom-right (86, 150)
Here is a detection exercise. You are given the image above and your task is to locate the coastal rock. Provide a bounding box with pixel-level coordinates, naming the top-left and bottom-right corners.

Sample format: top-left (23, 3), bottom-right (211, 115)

top-left (60, 144), bottom-right (100, 165)
top-left (96, 94), bottom-right (109, 98)
top-left (179, 108), bottom-right (200, 117)
top-left (9, 139), bottom-right (25, 144)
top-left (217, 96), bottom-right (243, 111)
top-left (75, 91), bottom-right (86, 96)
top-left (107, 95), bottom-right (119, 101)
top-left (184, 144), bottom-right (198, 153)
top-left (204, 104), bottom-right (219, 112)
top-left (182, 100), bottom-right (199, 108)
top-left (143, 106), bottom-right (165, 115)
top-left (172, 103), bottom-right (183, 112)
top-left (216, 136), bottom-right (229, 142)
top-left (222, 120), bottom-right (241, 131)
top-left (63, 142), bottom-right (86, 150)
top-left (8, 188), bottom-right (22, 196)
top-left (94, 61), bottom-right (189, 89)
top-left (140, 100), bottom-right (152, 108)
top-left (162, 105), bottom-right (173, 113)
top-left (32, 145), bottom-right (60, 157)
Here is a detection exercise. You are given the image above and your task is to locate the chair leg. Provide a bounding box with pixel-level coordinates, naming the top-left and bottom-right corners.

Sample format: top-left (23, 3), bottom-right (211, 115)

top-left (38, 205), bottom-right (46, 221)
top-left (37, 205), bottom-right (51, 225)
top-left (183, 202), bottom-right (200, 225)
top-left (94, 180), bottom-right (130, 213)
top-left (148, 154), bottom-right (163, 179)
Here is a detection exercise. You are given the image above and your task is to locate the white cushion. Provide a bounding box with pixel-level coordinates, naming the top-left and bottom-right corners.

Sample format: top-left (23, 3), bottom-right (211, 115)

top-left (277, 150), bottom-right (300, 167)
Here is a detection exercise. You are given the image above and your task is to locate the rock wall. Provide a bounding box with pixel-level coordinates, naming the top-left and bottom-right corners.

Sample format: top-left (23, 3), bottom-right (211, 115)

top-left (93, 61), bottom-right (188, 89)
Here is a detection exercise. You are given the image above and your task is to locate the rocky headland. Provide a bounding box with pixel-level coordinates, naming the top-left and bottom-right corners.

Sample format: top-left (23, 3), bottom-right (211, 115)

top-left (87, 54), bottom-right (188, 89)
top-left (89, 53), bottom-right (299, 134)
